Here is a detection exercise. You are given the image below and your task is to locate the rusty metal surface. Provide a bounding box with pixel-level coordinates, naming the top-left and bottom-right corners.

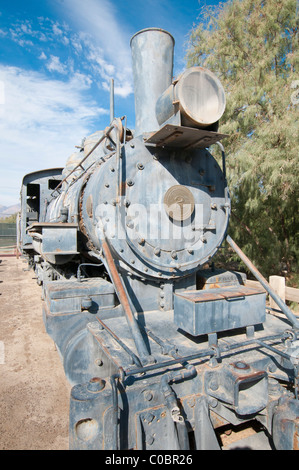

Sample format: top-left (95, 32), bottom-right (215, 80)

top-left (145, 124), bottom-right (228, 149)
top-left (175, 285), bottom-right (265, 303)
top-left (27, 222), bottom-right (78, 230)
top-left (101, 238), bottom-right (150, 363)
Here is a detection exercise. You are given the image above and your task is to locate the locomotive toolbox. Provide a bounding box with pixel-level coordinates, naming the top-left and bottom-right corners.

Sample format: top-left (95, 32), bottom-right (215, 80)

top-left (174, 285), bottom-right (266, 336)
top-left (17, 27), bottom-right (299, 450)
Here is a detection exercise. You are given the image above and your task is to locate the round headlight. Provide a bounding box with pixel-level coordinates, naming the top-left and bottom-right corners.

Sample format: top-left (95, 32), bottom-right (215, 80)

top-left (156, 66), bottom-right (226, 129)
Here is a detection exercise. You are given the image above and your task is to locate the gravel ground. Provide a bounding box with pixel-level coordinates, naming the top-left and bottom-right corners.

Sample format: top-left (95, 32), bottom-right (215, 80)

top-left (0, 256), bottom-right (71, 450)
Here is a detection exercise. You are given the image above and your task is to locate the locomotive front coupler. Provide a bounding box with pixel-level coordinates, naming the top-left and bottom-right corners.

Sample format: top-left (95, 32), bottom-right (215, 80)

top-left (143, 329), bottom-right (197, 422)
top-left (109, 352), bottom-right (197, 450)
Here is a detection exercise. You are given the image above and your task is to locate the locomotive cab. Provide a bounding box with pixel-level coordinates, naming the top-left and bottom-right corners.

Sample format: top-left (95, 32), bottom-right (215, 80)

top-left (19, 168), bottom-right (63, 257)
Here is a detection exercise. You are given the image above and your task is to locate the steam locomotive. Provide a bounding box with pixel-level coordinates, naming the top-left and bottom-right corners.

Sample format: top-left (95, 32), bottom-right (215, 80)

top-left (18, 28), bottom-right (299, 450)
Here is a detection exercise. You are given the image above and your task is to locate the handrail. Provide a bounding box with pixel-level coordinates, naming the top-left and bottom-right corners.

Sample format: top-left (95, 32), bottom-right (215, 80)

top-left (226, 235), bottom-right (299, 329)
top-left (50, 123), bottom-right (116, 197)
top-left (100, 236), bottom-right (151, 364)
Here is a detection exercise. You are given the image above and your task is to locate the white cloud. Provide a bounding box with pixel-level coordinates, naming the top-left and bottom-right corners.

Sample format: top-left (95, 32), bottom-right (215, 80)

top-left (0, 65), bottom-right (109, 205)
top-left (0, 1), bottom-right (137, 205)
top-left (61, 35), bottom-right (69, 45)
top-left (0, 80), bottom-right (5, 104)
top-left (20, 23), bottom-right (33, 34)
top-left (63, 0), bottom-right (133, 98)
top-left (53, 23), bottom-right (63, 35)
top-left (46, 55), bottom-right (68, 74)
top-left (3, 6), bottom-right (134, 98)
top-left (9, 27), bottom-right (34, 48)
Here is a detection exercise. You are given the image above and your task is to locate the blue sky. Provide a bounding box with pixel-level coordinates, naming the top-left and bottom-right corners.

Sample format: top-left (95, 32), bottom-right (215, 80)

top-left (0, 0), bottom-right (223, 207)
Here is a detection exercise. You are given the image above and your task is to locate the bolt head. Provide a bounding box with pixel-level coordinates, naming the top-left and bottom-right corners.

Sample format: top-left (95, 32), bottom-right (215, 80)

top-left (144, 390), bottom-right (153, 401)
top-left (87, 377), bottom-right (105, 392)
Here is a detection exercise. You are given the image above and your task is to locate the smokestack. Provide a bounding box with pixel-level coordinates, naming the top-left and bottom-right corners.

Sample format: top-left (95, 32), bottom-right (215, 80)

top-left (130, 28), bottom-right (174, 136)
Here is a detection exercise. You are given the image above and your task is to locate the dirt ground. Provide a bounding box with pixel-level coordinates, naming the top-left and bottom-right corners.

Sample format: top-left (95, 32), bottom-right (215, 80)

top-left (0, 256), bottom-right (71, 450)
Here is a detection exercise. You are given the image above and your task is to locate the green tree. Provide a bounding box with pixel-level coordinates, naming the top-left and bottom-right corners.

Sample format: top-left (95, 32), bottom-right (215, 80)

top-left (0, 213), bottom-right (18, 223)
top-left (187, 0), bottom-right (299, 279)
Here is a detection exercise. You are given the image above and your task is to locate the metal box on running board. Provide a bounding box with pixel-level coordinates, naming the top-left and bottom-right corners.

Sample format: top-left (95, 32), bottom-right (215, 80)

top-left (174, 286), bottom-right (266, 336)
